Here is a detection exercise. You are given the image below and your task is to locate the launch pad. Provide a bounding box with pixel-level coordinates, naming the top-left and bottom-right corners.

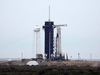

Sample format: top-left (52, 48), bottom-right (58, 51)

top-left (33, 6), bottom-right (67, 61)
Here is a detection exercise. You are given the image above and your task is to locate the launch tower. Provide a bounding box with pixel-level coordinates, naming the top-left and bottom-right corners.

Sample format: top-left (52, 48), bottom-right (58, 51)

top-left (43, 6), bottom-right (67, 59)
top-left (43, 21), bottom-right (54, 59)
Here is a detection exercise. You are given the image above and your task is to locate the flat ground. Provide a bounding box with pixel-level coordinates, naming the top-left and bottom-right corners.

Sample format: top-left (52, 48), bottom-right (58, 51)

top-left (0, 60), bottom-right (100, 67)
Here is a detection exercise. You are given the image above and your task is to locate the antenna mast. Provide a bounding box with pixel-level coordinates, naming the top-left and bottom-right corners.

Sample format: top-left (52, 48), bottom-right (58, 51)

top-left (49, 6), bottom-right (50, 21)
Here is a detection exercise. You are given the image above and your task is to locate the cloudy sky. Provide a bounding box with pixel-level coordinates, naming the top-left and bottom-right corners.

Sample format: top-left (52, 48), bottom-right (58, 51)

top-left (0, 0), bottom-right (100, 59)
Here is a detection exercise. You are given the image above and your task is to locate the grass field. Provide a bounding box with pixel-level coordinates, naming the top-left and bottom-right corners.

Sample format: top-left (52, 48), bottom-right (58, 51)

top-left (0, 65), bottom-right (100, 75)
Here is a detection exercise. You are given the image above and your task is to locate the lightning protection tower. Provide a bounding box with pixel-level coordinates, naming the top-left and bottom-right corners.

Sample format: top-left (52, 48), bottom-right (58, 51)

top-left (34, 25), bottom-right (40, 58)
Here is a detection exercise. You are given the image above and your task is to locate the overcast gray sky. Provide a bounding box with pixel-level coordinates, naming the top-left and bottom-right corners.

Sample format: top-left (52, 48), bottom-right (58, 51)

top-left (0, 0), bottom-right (100, 59)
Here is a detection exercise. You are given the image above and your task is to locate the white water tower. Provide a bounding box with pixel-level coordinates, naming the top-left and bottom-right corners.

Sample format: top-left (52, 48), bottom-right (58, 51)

top-left (34, 25), bottom-right (40, 58)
